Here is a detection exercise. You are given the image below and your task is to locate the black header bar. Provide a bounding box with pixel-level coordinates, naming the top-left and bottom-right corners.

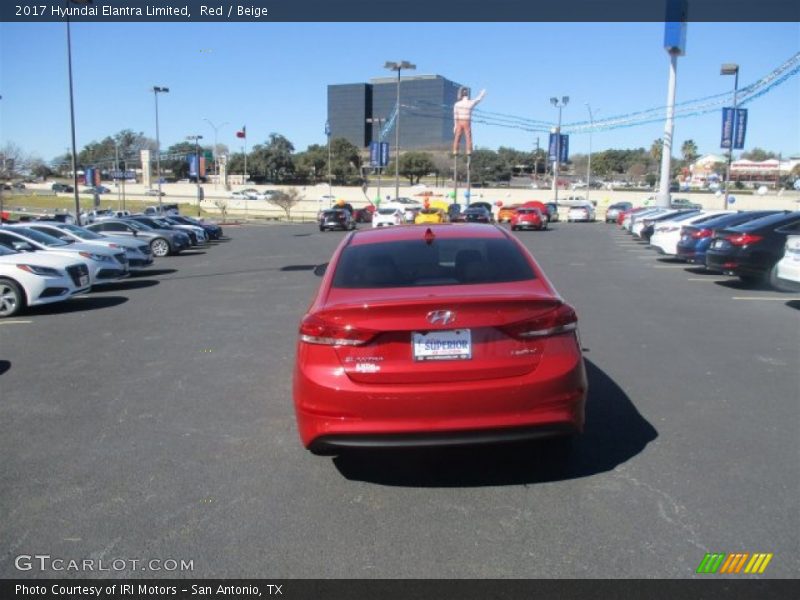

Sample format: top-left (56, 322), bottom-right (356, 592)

top-left (2, 0), bottom-right (799, 23)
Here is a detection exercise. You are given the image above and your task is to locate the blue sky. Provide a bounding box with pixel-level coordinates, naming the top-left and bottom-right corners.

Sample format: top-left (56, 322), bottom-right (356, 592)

top-left (1, 22), bottom-right (798, 162)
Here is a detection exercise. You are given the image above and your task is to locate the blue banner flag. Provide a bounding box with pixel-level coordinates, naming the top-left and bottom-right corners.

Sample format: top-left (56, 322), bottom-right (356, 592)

top-left (548, 133), bottom-right (558, 162)
top-left (733, 108), bottom-right (747, 150)
top-left (559, 134), bottom-right (569, 163)
top-left (380, 142), bottom-right (390, 167)
top-left (369, 142), bottom-right (380, 167)
top-left (720, 107), bottom-right (735, 149)
top-left (325, 121), bottom-right (331, 137)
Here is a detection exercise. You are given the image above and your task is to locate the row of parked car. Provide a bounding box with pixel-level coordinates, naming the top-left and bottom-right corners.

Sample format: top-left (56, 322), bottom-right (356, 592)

top-left (0, 212), bottom-right (224, 318)
top-left (614, 204), bottom-right (800, 291)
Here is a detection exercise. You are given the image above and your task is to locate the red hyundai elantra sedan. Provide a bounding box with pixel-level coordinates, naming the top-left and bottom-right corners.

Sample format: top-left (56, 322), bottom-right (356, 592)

top-left (293, 224), bottom-right (587, 454)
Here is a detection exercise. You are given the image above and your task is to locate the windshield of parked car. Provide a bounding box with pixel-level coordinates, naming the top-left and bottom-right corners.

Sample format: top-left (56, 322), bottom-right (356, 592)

top-left (125, 220), bottom-right (151, 231)
top-left (13, 227), bottom-right (70, 247)
top-left (377, 209), bottom-right (400, 216)
top-left (58, 224), bottom-right (105, 240)
top-left (0, 244), bottom-right (18, 256)
top-left (332, 238), bottom-right (536, 288)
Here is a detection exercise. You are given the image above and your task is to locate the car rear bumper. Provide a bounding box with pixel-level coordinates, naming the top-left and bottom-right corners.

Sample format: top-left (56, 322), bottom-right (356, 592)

top-left (293, 334), bottom-right (587, 451)
top-left (705, 250), bottom-right (770, 277)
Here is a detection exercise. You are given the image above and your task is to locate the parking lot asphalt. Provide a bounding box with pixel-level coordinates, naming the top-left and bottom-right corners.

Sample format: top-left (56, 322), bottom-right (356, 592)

top-left (1, 222), bottom-right (798, 579)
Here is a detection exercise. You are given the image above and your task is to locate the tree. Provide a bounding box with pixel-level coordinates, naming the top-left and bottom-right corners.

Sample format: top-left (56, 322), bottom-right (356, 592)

top-left (650, 139), bottom-right (663, 163)
top-left (28, 158), bottom-right (54, 180)
top-left (329, 138), bottom-right (362, 185)
top-left (1, 142), bottom-right (27, 178)
top-left (399, 151), bottom-right (435, 185)
top-left (250, 133), bottom-right (296, 182)
top-left (293, 144), bottom-right (328, 184)
top-left (468, 148), bottom-right (510, 186)
top-left (163, 141), bottom-right (211, 181)
top-left (741, 148), bottom-right (778, 162)
top-left (681, 139), bottom-right (699, 163)
top-left (267, 187), bottom-right (303, 220)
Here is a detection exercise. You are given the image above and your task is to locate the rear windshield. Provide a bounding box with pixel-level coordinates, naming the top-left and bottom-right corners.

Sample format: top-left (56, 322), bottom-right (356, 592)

top-left (332, 238), bottom-right (536, 288)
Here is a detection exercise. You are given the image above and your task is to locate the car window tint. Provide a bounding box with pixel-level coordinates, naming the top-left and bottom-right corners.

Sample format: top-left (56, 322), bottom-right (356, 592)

top-left (332, 238), bottom-right (535, 288)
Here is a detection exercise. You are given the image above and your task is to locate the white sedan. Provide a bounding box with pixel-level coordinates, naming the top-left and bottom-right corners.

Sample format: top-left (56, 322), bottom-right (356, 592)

top-left (0, 244), bottom-right (91, 318)
top-left (774, 235), bottom-right (800, 292)
top-left (567, 203), bottom-right (596, 222)
top-left (372, 208), bottom-right (404, 228)
top-left (649, 211), bottom-right (733, 256)
top-left (0, 227), bottom-right (129, 286)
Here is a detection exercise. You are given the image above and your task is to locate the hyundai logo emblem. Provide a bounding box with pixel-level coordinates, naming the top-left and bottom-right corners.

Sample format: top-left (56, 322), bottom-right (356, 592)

top-left (427, 310), bottom-right (456, 325)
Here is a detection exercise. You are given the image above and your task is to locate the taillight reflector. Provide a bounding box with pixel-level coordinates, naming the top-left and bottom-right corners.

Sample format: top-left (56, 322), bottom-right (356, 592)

top-left (726, 233), bottom-right (763, 247)
top-left (690, 228), bottom-right (712, 239)
top-left (299, 314), bottom-right (376, 346)
top-left (500, 304), bottom-right (578, 339)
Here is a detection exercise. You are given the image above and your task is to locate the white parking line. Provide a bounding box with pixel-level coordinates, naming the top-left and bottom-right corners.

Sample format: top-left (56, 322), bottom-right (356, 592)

top-left (732, 296), bottom-right (800, 301)
top-left (653, 265), bottom-right (688, 269)
top-left (0, 320), bottom-right (32, 325)
top-left (687, 277), bottom-right (729, 281)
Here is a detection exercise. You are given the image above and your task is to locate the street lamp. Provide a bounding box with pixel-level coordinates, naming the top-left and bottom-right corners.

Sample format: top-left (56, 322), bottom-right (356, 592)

top-left (384, 60), bottom-right (416, 200)
top-left (66, 0), bottom-right (92, 225)
top-left (550, 96), bottom-right (569, 204)
top-left (187, 135), bottom-right (203, 217)
top-left (585, 103), bottom-right (596, 204)
top-left (203, 118), bottom-right (228, 188)
top-left (152, 85), bottom-right (169, 214)
top-left (721, 63), bottom-right (740, 210)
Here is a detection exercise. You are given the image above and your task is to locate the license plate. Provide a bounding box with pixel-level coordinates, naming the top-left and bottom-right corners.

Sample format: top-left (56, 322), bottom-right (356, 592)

top-left (412, 329), bottom-right (472, 361)
top-left (79, 275), bottom-right (89, 287)
top-left (713, 240), bottom-right (725, 249)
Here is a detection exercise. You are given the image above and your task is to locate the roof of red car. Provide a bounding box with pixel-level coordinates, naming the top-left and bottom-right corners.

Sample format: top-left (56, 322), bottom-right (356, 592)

top-left (348, 223), bottom-right (507, 246)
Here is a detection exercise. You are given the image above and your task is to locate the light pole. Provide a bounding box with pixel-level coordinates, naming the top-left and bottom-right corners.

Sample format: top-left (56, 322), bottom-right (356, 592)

top-left (366, 117), bottom-right (386, 204)
top-left (550, 96), bottom-right (569, 204)
top-left (152, 85), bottom-right (169, 214)
top-left (384, 60), bottom-right (415, 200)
top-left (325, 120), bottom-right (332, 207)
top-left (721, 63), bottom-right (740, 210)
top-left (187, 135), bottom-right (203, 217)
top-left (203, 118), bottom-right (228, 189)
top-left (585, 103), bottom-right (595, 204)
top-left (66, 0), bottom-right (93, 225)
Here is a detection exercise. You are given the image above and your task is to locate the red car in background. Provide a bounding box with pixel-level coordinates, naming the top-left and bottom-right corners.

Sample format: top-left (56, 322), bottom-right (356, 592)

top-left (510, 207), bottom-right (547, 231)
top-left (293, 224), bottom-right (587, 454)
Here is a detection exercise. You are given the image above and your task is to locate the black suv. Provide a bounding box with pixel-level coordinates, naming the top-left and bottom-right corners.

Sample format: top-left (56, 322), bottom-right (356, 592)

top-left (318, 209), bottom-right (356, 232)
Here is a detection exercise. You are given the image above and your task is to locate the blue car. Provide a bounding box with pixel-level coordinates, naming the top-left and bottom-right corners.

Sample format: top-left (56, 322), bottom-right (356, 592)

top-left (676, 210), bottom-right (782, 264)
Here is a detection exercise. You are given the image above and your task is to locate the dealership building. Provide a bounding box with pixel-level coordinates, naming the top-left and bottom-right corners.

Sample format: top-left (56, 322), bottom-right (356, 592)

top-left (327, 74), bottom-right (465, 151)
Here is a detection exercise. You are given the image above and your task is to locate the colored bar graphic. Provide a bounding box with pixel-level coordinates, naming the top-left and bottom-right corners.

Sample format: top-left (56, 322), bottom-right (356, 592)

top-left (744, 553), bottom-right (774, 574)
top-left (698, 552), bottom-right (774, 574)
top-left (697, 553), bottom-right (726, 574)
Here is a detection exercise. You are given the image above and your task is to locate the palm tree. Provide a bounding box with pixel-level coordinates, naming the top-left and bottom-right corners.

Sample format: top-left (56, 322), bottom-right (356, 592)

top-left (681, 139), bottom-right (699, 163)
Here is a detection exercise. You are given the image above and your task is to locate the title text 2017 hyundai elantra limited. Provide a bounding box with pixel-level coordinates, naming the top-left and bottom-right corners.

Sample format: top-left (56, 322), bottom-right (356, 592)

top-left (293, 224), bottom-right (588, 455)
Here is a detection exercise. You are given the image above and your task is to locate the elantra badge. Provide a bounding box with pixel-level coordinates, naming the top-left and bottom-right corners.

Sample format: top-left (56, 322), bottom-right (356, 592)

top-left (427, 310), bottom-right (456, 325)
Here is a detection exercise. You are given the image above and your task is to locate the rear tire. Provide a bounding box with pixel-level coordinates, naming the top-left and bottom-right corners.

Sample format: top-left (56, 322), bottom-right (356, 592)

top-left (0, 278), bottom-right (25, 318)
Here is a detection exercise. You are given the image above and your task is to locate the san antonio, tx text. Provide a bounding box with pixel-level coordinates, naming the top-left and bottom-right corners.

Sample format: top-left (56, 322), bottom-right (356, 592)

top-left (16, 584), bottom-right (281, 596)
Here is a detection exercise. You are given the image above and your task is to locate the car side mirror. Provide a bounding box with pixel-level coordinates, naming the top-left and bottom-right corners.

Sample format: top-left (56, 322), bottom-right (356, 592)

top-left (132, 230), bottom-right (138, 236)
top-left (313, 263), bottom-right (328, 277)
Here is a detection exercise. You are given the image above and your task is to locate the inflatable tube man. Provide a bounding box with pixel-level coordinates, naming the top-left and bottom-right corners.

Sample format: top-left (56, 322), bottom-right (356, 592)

top-left (452, 87), bottom-right (486, 155)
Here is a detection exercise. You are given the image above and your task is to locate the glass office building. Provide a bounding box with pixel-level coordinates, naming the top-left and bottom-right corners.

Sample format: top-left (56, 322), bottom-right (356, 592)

top-left (327, 75), bottom-right (464, 150)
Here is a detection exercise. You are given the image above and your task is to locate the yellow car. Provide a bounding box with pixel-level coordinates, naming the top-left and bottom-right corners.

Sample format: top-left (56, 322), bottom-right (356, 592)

top-left (414, 208), bottom-right (447, 224)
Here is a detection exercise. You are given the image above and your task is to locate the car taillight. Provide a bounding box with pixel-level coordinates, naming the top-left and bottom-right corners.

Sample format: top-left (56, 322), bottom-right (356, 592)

top-left (299, 314), bottom-right (376, 346)
top-left (500, 304), bottom-right (578, 339)
top-left (691, 228), bottom-right (712, 239)
top-left (726, 233), bottom-right (763, 247)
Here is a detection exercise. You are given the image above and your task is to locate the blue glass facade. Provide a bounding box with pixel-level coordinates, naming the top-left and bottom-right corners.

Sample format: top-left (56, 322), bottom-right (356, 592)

top-left (327, 75), bottom-right (464, 150)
